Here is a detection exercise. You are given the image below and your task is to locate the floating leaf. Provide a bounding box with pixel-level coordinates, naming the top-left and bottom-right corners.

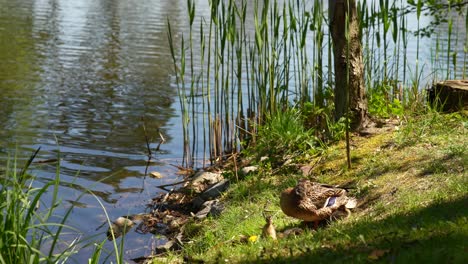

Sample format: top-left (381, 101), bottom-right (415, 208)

top-left (150, 171), bottom-right (163, 179)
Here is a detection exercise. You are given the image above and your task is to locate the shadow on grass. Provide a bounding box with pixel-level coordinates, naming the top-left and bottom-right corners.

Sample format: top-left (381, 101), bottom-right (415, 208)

top-left (418, 152), bottom-right (465, 177)
top-left (246, 196), bottom-right (468, 264)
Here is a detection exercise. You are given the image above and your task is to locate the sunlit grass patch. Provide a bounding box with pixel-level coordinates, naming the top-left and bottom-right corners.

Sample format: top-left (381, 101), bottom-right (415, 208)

top-left (177, 112), bottom-right (468, 263)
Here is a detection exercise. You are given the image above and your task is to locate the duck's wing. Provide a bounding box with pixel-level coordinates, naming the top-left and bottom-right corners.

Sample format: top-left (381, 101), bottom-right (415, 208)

top-left (295, 181), bottom-right (338, 208)
top-left (294, 194), bottom-right (337, 220)
top-left (318, 184), bottom-right (347, 197)
top-left (302, 181), bottom-right (347, 199)
top-left (296, 180), bottom-right (350, 207)
top-left (294, 180), bottom-right (320, 211)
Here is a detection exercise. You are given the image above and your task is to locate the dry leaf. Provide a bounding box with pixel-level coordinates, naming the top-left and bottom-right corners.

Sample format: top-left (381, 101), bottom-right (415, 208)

top-left (368, 249), bottom-right (390, 260)
top-left (150, 171), bottom-right (163, 178)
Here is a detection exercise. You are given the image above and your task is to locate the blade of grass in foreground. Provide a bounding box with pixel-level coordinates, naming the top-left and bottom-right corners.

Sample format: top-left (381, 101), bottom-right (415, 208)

top-left (91, 192), bottom-right (125, 264)
top-left (0, 150), bottom-right (79, 263)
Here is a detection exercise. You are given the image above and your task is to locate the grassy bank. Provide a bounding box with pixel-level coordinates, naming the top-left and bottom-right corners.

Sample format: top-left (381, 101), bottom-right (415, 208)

top-left (157, 111), bottom-right (467, 263)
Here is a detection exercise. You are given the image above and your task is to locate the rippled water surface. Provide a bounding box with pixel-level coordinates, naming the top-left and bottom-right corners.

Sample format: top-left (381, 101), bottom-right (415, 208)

top-left (0, 0), bottom-right (466, 262)
top-left (0, 0), bottom-right (200, 261)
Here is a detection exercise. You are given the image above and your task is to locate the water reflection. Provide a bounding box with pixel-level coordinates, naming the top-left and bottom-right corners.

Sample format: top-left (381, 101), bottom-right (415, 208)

top-left (0, 0), bottom-right (190, 261)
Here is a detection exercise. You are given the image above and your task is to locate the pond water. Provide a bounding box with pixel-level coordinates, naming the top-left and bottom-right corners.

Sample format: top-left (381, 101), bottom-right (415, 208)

top-left (0, 0), bottom-right (201, 261)
top-left (0, 0), bottom-right (465, 262)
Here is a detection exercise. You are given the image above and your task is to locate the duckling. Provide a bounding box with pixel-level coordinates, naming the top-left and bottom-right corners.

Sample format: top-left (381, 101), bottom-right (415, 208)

top-left (262, 215), bottom-right (277, 240)
top-left (280, 179), bottom-right (356, 229)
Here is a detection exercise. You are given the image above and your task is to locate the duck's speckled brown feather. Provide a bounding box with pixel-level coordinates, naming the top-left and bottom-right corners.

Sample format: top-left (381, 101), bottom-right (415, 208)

top-left (280, 179), bottom-right (354, 222)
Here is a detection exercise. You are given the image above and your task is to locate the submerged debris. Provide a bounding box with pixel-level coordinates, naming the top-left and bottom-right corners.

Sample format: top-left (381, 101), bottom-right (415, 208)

top-left (114, 167), bottom-right (229, 262)
top-left (107, 216), bottom-right (135, 240)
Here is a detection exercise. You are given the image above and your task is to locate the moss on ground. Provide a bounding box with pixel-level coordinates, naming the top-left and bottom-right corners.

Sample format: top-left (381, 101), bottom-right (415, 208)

top-left (154, 112), bottom-right (467, 263)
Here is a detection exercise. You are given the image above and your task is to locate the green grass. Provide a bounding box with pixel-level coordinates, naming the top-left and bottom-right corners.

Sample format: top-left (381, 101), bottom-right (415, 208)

top-left (163, 111), bottom-right (467, 263)
top-left (0, 151), bottom-right (124, 264)
top-left (252, 108), bottom-right (321, 162)
top-left (0, 150), bottom-right (78, 264)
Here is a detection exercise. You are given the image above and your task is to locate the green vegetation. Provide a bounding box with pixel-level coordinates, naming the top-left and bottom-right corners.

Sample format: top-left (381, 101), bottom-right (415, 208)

top-left (254, 108), bottom-right (320, 161)
top-left (168, 0), bottom-right (467, 166)
top-left (163, 0), bottom-right (467, 262)
top-left (0, 151), bottom-right (124, 264)
top-left (163, 111), bottom-right (467, 263)
top-left (0, 150), bottom-right (78, 263)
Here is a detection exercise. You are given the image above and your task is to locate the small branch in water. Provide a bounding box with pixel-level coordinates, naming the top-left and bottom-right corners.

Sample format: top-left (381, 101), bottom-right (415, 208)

top-left (155, 180), bottom-right (190, 192)
top-left (32, 158), bottom-right (59, 164)
top-left (141, 159), bottom-right (151, 193)
top-left (142, 117), bottom-right (153, 159)
top-left (155, 131), bottom-right (166, 151)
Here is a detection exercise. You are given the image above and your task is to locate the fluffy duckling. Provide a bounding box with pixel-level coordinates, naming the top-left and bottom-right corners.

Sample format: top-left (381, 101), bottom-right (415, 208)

top-left (262, 215), bottom-right (277, 240)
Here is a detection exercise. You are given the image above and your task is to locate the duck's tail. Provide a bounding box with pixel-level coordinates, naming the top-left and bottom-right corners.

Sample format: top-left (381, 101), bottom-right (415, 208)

top-left (345, 197), bottom-right (357, 209)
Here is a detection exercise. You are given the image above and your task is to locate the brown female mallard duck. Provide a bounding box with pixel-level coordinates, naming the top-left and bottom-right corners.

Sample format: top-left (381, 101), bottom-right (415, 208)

top-left (280, 179), bottom-right (357, 228)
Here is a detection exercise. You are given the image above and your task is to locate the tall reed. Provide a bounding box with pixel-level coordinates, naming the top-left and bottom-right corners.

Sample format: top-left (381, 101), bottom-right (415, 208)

top-left (167, 0), bottom-right (467, 167)
top-left (465, 5), bottom-right (468, 79)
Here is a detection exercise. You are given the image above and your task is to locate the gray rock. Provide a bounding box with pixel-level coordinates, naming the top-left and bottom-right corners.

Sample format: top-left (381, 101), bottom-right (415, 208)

top-left (200, 179), bottom-right (230, 200)
top-left (209, 201), bottom-right (225, 217)
top-left (191, 196), bottom-right (205, 209)
top-left (194, 200), bottom-right (224, 219)
top-left (194, 203), bottom-right (212, 219)
top-left (107, 217), bottom-right (135, 240)
top-left (191, 180), bottom-right (229, 210)
top-left (155, 238), bottom-right (182, 254)
top-left (149, 171), bottom-right (163, 178)
top-left (189, 171), bottom-right (224, 193)
top-left (240, 166), bottom-right (258, 176)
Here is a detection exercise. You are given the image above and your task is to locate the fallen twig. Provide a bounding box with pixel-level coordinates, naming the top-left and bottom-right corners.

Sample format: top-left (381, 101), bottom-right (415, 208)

top-left (142, 117), bottom-right (152, 158)
top-left (155, 180), bottom-right (190, 191)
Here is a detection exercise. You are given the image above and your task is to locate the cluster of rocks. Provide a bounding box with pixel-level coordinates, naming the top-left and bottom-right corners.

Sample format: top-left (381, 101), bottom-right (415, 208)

top-left (106, 169), bottom-right (243, 262)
